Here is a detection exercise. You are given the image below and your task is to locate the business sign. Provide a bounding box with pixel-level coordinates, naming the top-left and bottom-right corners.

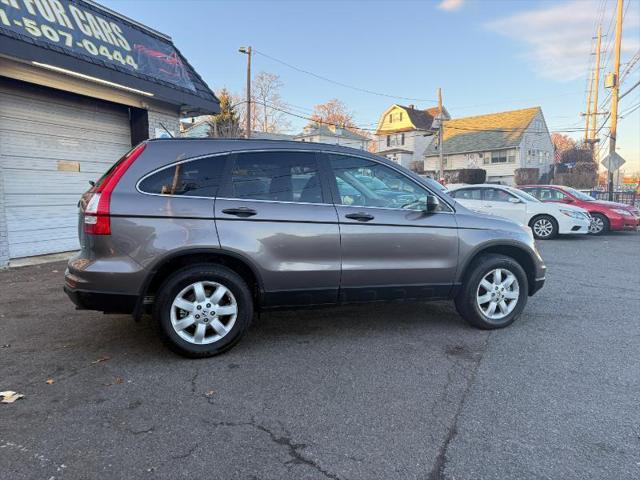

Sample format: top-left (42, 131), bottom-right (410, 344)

top-left (0, 0), bottom-right (195, 91)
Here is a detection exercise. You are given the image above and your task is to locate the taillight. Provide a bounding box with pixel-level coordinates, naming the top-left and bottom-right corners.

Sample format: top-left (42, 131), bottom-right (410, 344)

top-left (84, 143), bottom-right (146, 235)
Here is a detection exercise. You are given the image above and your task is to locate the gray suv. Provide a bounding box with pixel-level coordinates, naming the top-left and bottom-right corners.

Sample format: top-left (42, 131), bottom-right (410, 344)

top-left (64, 139), bottom-right (546, 357)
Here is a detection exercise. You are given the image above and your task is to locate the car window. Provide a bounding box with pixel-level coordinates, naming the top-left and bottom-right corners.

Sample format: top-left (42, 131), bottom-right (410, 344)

top-left (539, 188), bottom-right (567, 201)
top-left (329, 155), bottom-right (438, 211)
top-left (450, 188), bottom-right (482, 200)
top-left (230, 151), bottom-right (323, 203)
top-left (138, 156), bottom-right (225, 197)
top-left (483, 188), bottom-right (515, 202)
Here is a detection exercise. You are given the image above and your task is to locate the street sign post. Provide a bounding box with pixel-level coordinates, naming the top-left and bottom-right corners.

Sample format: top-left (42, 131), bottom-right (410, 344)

top-left (601, 152), bottom-right (626, 171)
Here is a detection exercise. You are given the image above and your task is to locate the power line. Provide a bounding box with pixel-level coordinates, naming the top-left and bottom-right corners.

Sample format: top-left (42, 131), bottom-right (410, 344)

top-left (256, 100), bottom-right (596, 134)
top-left (253, 49), bottom-right (437, 103)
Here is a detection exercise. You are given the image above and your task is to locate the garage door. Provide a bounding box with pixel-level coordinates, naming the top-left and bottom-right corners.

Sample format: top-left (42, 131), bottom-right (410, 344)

top-left (0, 78), bottom-right (132, 258)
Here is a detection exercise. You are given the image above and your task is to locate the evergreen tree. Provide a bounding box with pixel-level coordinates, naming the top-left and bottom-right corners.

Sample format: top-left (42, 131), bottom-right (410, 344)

top-left (210, 89), bottom-right (241, 137)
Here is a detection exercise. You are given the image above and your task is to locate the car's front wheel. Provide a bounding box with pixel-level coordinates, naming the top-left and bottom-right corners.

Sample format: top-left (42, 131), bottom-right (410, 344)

top-left (153, 264), bottom-right (253, 358)
top-left (589, 213), bottom-right (609, 235)
top-left (455, 254), bottom-right (528, 329)
top-left (529, 215), bottom-right (558, 240)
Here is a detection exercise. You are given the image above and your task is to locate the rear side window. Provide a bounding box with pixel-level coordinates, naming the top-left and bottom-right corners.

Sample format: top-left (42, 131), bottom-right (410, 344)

top-left (451, 188), bottom-right (482, 200)
top-left (139, 156), bottom-right (225, 197)
top-left (483, 188), bottom-right (515, 202)
top-left (229, 151), bottom-right (323, 203)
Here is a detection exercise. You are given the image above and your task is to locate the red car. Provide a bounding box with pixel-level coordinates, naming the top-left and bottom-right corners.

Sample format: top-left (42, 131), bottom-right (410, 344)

top-left (520, 185), bottom-right (640, 235)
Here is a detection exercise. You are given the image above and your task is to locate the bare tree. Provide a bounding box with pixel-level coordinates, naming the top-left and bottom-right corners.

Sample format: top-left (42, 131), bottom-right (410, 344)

top-left (234, 72), bottom-right (291, 134)
top-left (310, 98), bottom-right (355, 127)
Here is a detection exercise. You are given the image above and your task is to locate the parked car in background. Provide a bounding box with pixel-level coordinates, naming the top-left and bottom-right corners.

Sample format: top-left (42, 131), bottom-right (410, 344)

top-left (448, 184), bottom-right (591, 240)
top-left (519, 185), bottom-right (640, 235)
top-left (65, 140), bottom-right (546, 357)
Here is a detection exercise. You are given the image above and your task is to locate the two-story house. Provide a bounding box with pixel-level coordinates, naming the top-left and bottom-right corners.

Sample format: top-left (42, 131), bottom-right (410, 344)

top-left (424, 107), bottom-right (553, 185)
top-left (295, 123), bottom-right (370, 150)
top-left (374, 104), bottom-right (450, 169)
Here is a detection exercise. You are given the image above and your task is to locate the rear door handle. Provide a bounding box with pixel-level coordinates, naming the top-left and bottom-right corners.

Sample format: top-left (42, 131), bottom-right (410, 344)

top-left (345, 212), bottom-right (375, 222)
top-left (222, 207), bottom-right (257, 217)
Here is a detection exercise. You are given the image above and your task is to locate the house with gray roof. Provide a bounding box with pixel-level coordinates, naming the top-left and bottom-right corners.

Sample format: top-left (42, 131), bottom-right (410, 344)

top-left (424, 107), bottom-right (553, 185)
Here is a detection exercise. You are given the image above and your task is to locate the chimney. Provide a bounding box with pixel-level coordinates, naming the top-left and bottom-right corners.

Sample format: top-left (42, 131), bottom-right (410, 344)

top-left (409, 104), bottom-right (415, 109)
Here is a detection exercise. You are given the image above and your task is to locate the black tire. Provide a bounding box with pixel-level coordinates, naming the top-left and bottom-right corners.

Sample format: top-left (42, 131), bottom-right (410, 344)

top-left (529, 214), bottom-right (558, 240)
top-left (153, 264), bottom-right (253, 358)
top-left (454, 254), bottom-right (528, 330)
top-left (589, 213), bottom-right (609, 235)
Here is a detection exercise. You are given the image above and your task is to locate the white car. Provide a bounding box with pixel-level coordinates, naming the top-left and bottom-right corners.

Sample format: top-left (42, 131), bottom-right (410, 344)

top-left (448, 184), bottom-right (592, 240)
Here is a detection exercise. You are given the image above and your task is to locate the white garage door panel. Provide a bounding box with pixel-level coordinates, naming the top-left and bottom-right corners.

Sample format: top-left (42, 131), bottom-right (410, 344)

top-left (5, 194), bottom-right (82, 209)
top-left (4, 117), bottom-right (131, 146)
top-left (11, 236), bottom-right (79, 259)
top-left (1, 157), bottom-right (115, 175)
top-left (7, 207), bottom-right (77, 231)
top-left (0, 79), bottom-right (131, 258)
top-left (2, 130), bottom-right (130, 163)
top-left (5, 170), bottom-right (101, 195)
top-left (0, 90), bottom-right (131, 135)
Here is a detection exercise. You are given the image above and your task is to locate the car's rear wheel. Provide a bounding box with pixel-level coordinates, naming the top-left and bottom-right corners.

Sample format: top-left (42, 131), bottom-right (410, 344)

top-left (153, 264), bottom-right (253, 358)
top-left (530, 215), bottom-right (558, 240)
top-left (455, 254), bottom-right (528, 329)
top-left (589, 213), bottom-right (609, 235)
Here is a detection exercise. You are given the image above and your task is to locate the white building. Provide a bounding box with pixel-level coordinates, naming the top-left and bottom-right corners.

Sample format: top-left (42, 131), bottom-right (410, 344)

top-left (374, 104), bottom-right (450, 170)
top-left (295, 124), bottom-right (370, 150)
top-left (424, 107), bottom-right (554, 185)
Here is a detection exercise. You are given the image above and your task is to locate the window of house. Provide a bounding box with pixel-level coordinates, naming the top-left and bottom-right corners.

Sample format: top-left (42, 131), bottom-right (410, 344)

top-left (388, 114), bottom-right (393, 123)
top-left (386, 135), bottom-right (391, 147)
top-left (139, 156), bottom-right (226, 197)
top-left (507, 149), bottom-right (516, 163)
top-left (401, 133), bottom-right (405, 145)
top-left (491, 151), bottom-right (508, 163)
top-left (229, 151), bottom-right (323, 203)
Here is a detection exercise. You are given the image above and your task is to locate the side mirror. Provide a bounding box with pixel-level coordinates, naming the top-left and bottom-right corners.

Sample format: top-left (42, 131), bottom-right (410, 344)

top-left (426, 194), bottom-right (440, 212)
top-left (564, 197), bottom-right (575, 203)
top-left (508, 197), bottom-right (522, 204)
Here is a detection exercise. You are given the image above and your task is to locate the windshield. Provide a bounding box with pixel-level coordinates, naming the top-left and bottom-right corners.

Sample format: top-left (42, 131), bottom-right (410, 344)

top-left (564, 187), bottom-right (594, 201)
top-left (509, 188), bottom-right (540, 203)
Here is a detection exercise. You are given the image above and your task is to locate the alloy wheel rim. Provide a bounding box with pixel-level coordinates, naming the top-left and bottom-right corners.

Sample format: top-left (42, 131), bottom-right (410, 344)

top-left (476, 268), bottom-right (520, 321)
top-left (533, 218), bottom-right (553, 238)
top-left (170, 281), bottom-right (237, 345)
top-left (589, 217), bottom-right (604, 234)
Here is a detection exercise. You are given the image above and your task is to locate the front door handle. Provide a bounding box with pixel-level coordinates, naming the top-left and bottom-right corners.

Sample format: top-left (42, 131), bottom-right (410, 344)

top-left (222, 207), bottom-right (257, 217)
top-left (345, 212), bottom-right (375, 222)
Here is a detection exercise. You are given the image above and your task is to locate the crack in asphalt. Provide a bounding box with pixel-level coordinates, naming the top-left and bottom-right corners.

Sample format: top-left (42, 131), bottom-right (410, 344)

top-left (210, 419), bottom-right (342, 480)
top-left (126, 426), bottom-right (155, 435)
top-left (190, 369), bottom-right (200, 394)
top-left (427, 333), bottom-right (492, 480)
top-left (171, 444), bottom-right (197, 460)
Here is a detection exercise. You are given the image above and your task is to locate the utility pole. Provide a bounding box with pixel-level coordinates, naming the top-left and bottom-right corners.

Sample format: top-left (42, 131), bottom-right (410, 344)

top-left (239, 46), bottom-right (252, 138)
top-left (589, 25), bottom-right (602, 157)
top-left (607, 0), bottom-right (623, 200)
top-left (437, 87), bottom-right (444, 182)
top-left (584, 69), bottom-right (593, 144)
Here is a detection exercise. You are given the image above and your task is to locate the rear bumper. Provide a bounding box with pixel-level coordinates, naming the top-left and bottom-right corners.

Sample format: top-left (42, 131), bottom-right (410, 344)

top-left (64, 285), bottom-right (137, 313)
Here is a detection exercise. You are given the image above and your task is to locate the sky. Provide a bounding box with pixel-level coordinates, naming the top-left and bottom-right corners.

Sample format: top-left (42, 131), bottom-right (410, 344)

top-left (99, 0), bottom-right (640, 173)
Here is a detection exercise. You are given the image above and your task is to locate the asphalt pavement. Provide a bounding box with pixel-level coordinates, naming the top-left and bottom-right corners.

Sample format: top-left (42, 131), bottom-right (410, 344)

top-left (1, 232), bottom-right (638, 480)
